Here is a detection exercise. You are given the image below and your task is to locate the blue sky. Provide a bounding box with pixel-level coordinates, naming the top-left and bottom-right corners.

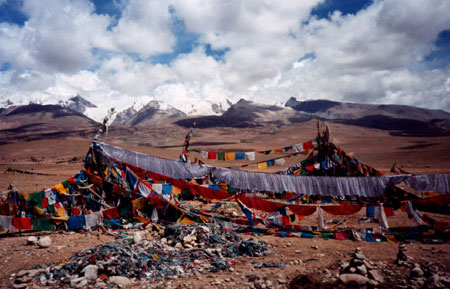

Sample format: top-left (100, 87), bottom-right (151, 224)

top-left (0, 0), bottom-right (449, 118)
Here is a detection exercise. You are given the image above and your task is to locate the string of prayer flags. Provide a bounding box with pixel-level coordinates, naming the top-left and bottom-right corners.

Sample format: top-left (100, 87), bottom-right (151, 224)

top-left (192, 140), bottom-right (315, 161)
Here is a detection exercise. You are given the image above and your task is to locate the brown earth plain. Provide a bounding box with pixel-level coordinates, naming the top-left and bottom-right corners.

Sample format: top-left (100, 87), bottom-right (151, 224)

top-left (1, 120), bottom-right (450, 288)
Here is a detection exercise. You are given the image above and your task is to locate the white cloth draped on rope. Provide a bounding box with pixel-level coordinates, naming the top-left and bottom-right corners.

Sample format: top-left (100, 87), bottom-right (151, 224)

top-left (406, 201), bottom-right (426, 226)
top-left (85, 211), bottom-right (103, 228)
top-left (96, 142), bottom-right (450, 198)
top-left (318, 207), bottom-right (327, 231)
top-left (376, 203), bottom-right (389, 231)
top-left (0, 215), bottom-right (14, 231)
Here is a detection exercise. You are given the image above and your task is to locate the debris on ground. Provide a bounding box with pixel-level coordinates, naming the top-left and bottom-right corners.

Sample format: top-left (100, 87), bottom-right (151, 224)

top-left (11, 223), bottom-right (270, 288)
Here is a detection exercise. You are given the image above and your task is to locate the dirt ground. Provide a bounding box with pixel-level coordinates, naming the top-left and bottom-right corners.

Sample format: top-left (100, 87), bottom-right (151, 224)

top-left (1, 121), bottom-right (450, 288)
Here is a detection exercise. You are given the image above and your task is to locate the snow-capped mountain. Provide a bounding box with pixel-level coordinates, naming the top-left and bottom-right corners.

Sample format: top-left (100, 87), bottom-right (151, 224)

top-left (113, 100), bottom-right (185, 126)
top-left (58, 95), bottom-right (97, 114)
top-left (0, 99), bottom-right (14, 108)
top-left (112, 96), bottom-right (233, 125)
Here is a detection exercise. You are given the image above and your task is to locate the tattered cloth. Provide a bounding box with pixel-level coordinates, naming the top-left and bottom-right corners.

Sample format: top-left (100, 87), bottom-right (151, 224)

top-left (96, 142), bottom-right (450, 198)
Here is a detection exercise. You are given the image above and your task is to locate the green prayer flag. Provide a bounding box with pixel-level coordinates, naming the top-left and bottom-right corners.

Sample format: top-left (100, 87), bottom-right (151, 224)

top-left (32, 218), bottom-right (54, 231)
top-left (217, 152), bottom-right (225, 160)
top-left (61, 180), bottom-right (70, 188)
top-left (29, 191), bottom-right (43, 207)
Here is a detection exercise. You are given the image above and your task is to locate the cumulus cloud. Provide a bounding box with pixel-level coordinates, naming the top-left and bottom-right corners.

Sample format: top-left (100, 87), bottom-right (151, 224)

top-left (0, 0), bottom-right (449, 121)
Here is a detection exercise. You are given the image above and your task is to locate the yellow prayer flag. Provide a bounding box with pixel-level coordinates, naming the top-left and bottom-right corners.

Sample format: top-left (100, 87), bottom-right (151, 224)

top-left (34, 206), bottom-right (45, 216)
top-left (225, 152), bottom-right (235, 161)
top-left (54, 183), bottom-right (69, 195)
top-left (51, 216), bottom-right (69, 225)
top-left (56, 207), bottom-right (66, 217)
top-left (257, 162), bottom-right (268, 170)
top-left (172, 186), bottom-right (182, 195)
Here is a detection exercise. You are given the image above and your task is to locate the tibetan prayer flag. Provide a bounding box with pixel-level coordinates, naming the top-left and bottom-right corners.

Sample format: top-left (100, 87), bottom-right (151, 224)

top-left (138, 181), bottom-right (151, 198)
top-left (303, 141), bottom-right (313, 150)
top-left (209, 184), bottom-right (220, 190)
top-left (288, 205), bottom-right (316, 216)
top-left (237, 198), bottom-right (255, 224)
top-left (172, 186), bottom-right (182, 195)
top-left (314, 163), bottom-right (320, 170)
top-left (126, 168), bottom-right (139, 191)
top-left (132, 197), bottom-right (147, 210)
top-left (237, 195), bottom-right (285, 213)
top-left (274, 158), bottom-right (286, 166)
top-left (225, 152), bottom-right (235, 161)
top-left (294, 143), bottom-right (303, 152)
top-left (366, 206), bottom-right (375, 217)
top-left (152, 184), bottom-right (163, 194)
top-left (34, 206), bottom-right (45, 216)
top-left (274, 148), bottom-right (284, 153)
top-left (384, 207), bottom-right (395, 217)
top-left (162, 184), bottom-right (173, 195)
top-left (12, 217), bottom-right (32, 230)
top-left (245, 152), bottom-right (255, 161)
top-left (67, 215), bottom-right (85, 230)
top-left (217, 152), bottom-right (225, 160)
top-left (0, 215), bottom-right (14, 231)
top-left (306, 165), bottom-right (314, 171)
top-left (257, 162), bottom-right (268, 170)
top-left (201, 151), bottom-right (208, 159)
top-left (28, 191), bottom-right (43, 207)
top-left (335, 231), bottom-right (349, 240)
top-left (267, 160), bottom-right (274, 167)
top-left (208, 152), bottom-right (217, 159)
top-left (41, 197), bottom-right (48, 208)
top-left (85, 212), bottom-right (103, 228)
top-left (235, 152), bottom-right (245, 160)
top-left (71, 208), bottom-right (81, 216)
top-left (54, 183), bottom-right (69, 195)
top-left (321, 204), bottom-right (363, 215)
top-left (32, 218), bottom-right (54, 231)
top-left (283, 146), bottom-right (292, 152)
top-left (103, 207), bottom-right (120, 220)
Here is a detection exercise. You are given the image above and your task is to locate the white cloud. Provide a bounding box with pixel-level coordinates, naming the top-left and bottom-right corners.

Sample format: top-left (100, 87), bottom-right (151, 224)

top-left (105, 0), bottom-right (176, 55)
top-left (0, 0), bottom-right (449, 118)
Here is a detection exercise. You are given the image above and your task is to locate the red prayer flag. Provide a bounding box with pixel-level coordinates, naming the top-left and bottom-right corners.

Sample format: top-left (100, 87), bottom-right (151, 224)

top-left (288, 205), bottom-right (316, 216)
top-left (102, 207), bottom-right (120, 219)
top-left (303, 141), bottom-right (313, 150)
top-left (41, 197), bottom-right (48, 208)
top-left (321, 204), bottom-right (363, 215)
top-left (237, 195), bottom-right (285, 213)
top-left (335, 231), bottom-right (349, 240)
top-left (208, 152), bottom-right (217, 159)
top-left (383, 207), bottom-right (395, 217)
top-left (71, 208), bottom-right (81, 216)
top-left (12, 217), bottom-right (32, 230)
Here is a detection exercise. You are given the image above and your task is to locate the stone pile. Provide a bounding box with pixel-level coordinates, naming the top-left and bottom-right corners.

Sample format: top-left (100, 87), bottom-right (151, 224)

top-left (338, 247), bottom-right (384, 286)
top-left (12, 223), bottom-right (270, 288)
top-left (395, 243), bottom-right (413, 267)
top-left (400, 260), bottom-right (450, 289)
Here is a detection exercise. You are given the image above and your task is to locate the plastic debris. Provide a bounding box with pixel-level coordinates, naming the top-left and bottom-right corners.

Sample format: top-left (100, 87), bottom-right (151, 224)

top-left (20, 223), bottom-right (270, 287)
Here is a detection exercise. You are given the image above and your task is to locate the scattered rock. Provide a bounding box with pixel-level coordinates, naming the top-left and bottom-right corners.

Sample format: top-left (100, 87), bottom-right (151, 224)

top-left (339, 273), bottom-right (370, 285)
top-left (83, 264), bottom-right (98, 281)
top-left (27, 236), bottom-right (38, 245)
top-left (37, 236), bottom-right (51, 248)
top-left (411, 266), bottom-right (424, 278)
top-left (109, 276), bottom-right (132, 286)
top-left (70, 276), bottom-right (86, 287)
top-left (368, 270), bottom-right (384, 283)
top-left (133, 232), bottom-right (142, 243)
